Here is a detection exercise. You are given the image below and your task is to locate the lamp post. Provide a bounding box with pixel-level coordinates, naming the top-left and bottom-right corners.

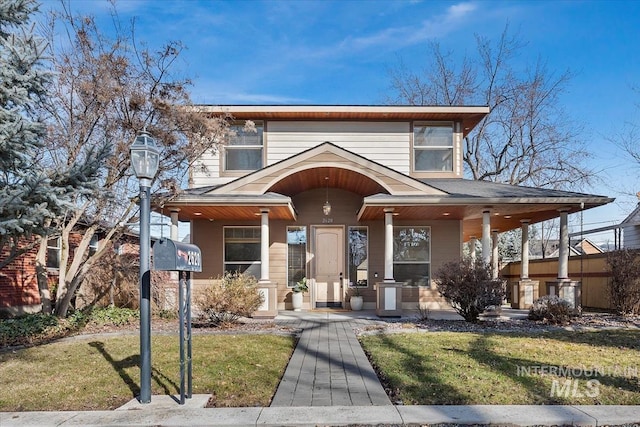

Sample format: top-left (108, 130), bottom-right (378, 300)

top-left (130, 130), bottom-right (160, 404)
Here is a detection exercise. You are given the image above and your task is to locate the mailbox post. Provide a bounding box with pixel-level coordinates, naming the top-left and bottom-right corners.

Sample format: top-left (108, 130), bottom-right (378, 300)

top-left (153, 238), bottom-right (202, 405)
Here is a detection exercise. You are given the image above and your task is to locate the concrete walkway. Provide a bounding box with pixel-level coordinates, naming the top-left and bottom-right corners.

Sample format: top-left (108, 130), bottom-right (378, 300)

top-left (270, 314), bottom-right (391, 406)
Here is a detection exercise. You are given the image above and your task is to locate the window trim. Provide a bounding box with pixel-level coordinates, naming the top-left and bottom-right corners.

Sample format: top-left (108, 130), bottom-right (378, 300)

top-left (221, 120), bottom-right (266, 176)
top-left (393, 226), bottom-right (431, 287)
top-left (286, 226), bottom-right (307, 288)
top-left (411, 121), bottom-right (454, 174)
top-left (348, 226), bottom-right (369, 288)
top-left (223, 226), bottom-right (261, 275)
top-left (46, 236), bottom-right (61, 269)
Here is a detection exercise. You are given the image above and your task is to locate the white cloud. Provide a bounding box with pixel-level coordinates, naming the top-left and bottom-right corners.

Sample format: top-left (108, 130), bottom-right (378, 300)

top-left (289, 2), bottom-right (477, 61)
top-left (191, 87), bottom-right (309, 105)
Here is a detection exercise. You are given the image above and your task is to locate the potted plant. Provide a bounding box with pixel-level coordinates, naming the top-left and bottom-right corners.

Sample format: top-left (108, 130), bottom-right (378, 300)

top-left (350, 284), bottom-right (364, 311)
top-left (291, 277), bottom-right (308, 311)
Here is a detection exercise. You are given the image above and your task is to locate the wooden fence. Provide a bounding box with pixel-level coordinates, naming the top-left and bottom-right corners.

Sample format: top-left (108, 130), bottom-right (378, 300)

top-left (501, 253), bottom-right (612, 309)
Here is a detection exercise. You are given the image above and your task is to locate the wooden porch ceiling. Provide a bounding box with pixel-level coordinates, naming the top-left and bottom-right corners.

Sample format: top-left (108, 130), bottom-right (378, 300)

top-left (358, 203), bottom-right (591, 241)
top-left (267, 167), bottom-right (387, 197)
top-left (171, 205), bottom-right (296, 221)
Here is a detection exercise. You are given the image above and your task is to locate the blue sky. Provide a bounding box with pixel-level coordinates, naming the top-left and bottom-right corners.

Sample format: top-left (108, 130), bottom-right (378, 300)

top-left (39, 0), bottom-right (640, 242)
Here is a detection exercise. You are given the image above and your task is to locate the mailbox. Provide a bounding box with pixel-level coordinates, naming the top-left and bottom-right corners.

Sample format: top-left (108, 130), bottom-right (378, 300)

top-left (153, 238), bottom-right (202, 272)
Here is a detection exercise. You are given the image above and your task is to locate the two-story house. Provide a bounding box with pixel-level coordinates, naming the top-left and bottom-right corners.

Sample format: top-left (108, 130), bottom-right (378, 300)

top-left (161, 105), bottom-right (612, 315)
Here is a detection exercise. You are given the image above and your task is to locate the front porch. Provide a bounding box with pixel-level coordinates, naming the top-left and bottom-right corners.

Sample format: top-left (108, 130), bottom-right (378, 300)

top-left (160, 143), bottom-right (612, 318)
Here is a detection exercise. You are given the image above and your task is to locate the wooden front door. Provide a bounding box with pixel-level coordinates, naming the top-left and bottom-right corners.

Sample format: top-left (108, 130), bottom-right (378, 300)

top-left (314, 226), bottom-right (344, 308)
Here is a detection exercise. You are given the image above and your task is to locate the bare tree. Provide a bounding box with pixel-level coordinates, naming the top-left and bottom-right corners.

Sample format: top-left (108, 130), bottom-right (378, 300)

top-left (38, 3), bottom-right (228, 317)
top-left (387, 25), bottom-right (594, 189)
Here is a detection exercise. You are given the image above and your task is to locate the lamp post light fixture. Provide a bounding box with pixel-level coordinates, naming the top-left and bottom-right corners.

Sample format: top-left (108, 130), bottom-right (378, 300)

top-left (130, 129), bottom-right (160, 404)
top-left (322, 176), bottom-right (331, 216)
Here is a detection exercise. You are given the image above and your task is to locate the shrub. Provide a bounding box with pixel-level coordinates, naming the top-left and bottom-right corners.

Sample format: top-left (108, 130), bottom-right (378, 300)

top-left (606, 249), bottom-right (640, 315)
top-left (528, 295), bottom-right (573, 324)
top-left (195, 272), bottom-right (264, 326)
top-left (0, 313), bottom-right (61, 347)
top-left (435, 258), bottom-right (505, 322)
top-left (87, 306), bottom-right (139, 326)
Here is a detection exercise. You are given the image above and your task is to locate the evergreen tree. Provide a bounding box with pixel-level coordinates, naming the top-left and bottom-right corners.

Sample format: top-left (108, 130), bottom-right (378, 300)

top-left (0, 0), bottom-right (107, 269)
top-left (0, 0), bottom-right (54, 266)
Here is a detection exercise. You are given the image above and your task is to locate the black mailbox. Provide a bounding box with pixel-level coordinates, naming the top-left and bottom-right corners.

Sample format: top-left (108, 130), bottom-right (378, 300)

top-left (153, 238), bottom-right (202, 272)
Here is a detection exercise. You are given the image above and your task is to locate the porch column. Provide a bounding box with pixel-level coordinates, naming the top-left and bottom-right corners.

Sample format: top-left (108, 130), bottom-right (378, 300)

top-left (491, 229), bottom-right (499, 279)
top-left (260, 208), bottom-right (270, 282)
top-left (469, 236), bottom-right (477, 262)
top-left (520, 220), bottom-right (530, 279)
top-left (384, 208), bottom-right (394, 282)
top-left (558, 209), bottom-right (570, 279)
top-left (482, 210), bottom-right (491, 264)
top-left (170, 209), bottom-right (180, 241)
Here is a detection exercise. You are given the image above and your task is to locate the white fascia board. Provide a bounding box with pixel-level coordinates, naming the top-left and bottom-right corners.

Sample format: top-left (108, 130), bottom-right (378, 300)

top-left (361, 195), bottom-right (614, 206)
top-left (196, 105), bottom-right (490, 115)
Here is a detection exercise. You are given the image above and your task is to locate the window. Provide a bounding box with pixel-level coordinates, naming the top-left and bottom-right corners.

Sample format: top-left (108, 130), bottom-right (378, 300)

top-left (348, 227), bottom-right (368, 287)
top-left (224, 227), bottom-right (261, 277)
top-left (47, 237), bottom-right (61, 269)
top-left (224, 120), bottom-right (264, 171)
top-left (393, 227), bottom-right (430, 286)
top-left (413, 123), bottom-right (453, 172)
top-left (89, 234), bottom-right (99, 256)
top-left (287, 226), bottom-right (307, 287)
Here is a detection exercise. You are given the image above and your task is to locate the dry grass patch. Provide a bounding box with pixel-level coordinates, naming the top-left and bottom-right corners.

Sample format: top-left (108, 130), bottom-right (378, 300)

top-left (0, 334), bottom-right (295, 411)
top-left (360, 329), bottom-right (640, 405)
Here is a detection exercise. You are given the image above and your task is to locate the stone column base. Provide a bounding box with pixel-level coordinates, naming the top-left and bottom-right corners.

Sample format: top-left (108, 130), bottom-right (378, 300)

top-left (252, 281), bottom-right (278, 319)
top-left (546, 279), bottom-right (581, 311)
top-left (375, 282), bottom-right (403, 317)
top-left (511, 280), bottom-right (539, 309)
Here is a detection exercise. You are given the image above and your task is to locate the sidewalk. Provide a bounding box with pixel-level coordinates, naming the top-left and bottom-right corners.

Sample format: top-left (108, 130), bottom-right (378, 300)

top-left (2, 309), bottom-right (639, 426)
top-left (3, 404), bottom-right (640, 426)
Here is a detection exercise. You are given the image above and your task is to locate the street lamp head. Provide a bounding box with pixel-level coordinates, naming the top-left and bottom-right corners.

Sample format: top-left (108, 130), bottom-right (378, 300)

top-left (130, 130), bottom-right (160, 185)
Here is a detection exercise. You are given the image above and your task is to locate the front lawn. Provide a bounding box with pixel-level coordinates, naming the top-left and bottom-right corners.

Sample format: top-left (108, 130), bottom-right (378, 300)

top-left (360, 329), bottom-right (640, 405)
top-left (0, 334), bottom-right (295, 411)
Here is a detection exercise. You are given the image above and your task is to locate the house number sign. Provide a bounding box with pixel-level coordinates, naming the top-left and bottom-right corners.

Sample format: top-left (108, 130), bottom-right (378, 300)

top-left (322, 217), bottom-right (334, 224)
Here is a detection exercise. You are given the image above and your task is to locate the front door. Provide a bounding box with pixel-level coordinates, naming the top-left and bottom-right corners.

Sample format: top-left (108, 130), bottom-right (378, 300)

top-left (314, 226), bottom-right (344, 308)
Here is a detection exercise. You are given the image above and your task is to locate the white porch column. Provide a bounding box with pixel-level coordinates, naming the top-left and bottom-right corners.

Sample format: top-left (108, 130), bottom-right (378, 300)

top-left (482, 210), bottom-right (491, 265)
top-left (384, 208), bottom-right (395, 282)
top-left (558, 209), bottom-right (570, 279)
top-left (170, 209), bottom-right (180, 241)
top-left (491, 229), bottom-right (499, 279)
top-left (520, 220), bottom-right (530, 279)
top-left (260, 208), bottom-right (270, 282)
top-left (469, 236), bottom-right (477, 262)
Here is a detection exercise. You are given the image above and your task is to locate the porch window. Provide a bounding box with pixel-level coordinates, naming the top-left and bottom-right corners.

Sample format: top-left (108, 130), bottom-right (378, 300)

top-left (224, 120), bottom-right (264, 171)
top-left (287, 226), bottom-right (307, 287)
top-left (47, 237), bottom-right (61, 269)
top-left (223, 227), bottom-right (261, 277)
top-left (348, 226), bottom-right (368, 287)
top-left (393, 227), bottom-right (430, 286)
top-left (413, 123), bottom-right (453, 172)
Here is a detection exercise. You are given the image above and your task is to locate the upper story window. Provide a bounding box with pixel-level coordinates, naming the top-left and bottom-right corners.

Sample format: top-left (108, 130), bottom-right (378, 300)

top-left (413, 122), bottom-right (453, 172)
top-left (224, 120), bottom-right (264, 172)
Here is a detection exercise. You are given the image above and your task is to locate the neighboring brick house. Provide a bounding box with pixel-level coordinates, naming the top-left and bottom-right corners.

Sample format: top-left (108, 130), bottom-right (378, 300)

top-left (0, 231), bottom-right (98, 317)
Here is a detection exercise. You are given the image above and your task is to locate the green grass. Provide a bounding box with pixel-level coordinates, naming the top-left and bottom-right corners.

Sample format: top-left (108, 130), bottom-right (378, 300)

top-left (360, 330), bottom-right (640, 405)
top-left (0, 334), bottom-right (295, 411)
